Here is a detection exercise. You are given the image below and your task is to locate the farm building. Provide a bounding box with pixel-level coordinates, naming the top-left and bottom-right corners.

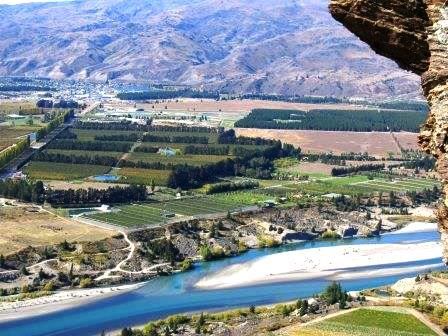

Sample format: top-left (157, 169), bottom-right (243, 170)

top-left (158, 147), bottom-right (177, 157)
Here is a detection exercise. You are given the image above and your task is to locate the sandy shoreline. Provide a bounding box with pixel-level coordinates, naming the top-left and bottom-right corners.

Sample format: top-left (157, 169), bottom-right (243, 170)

top-left (0, 282), bottom-right (145, 323)
top-left (0, 221), bottom-right (439, 325)
top-left (195, 222), bottom-right (442, 290)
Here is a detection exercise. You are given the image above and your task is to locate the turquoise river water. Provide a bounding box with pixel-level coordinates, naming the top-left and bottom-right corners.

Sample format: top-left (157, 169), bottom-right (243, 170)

top-left (0, 225), bottom-right (443, 336)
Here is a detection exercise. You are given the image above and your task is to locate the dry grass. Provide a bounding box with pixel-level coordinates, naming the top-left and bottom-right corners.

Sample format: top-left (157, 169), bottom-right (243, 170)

top-left (393, 132), bottom-right (421, 151)
top-left (0, 206), bottom-right (113, 255)
top-left (132, 99), bottom-right (359, 115)
top-left (0, 101), bottom-right (40, 115)
top-left (286, 329), bottom-right (348, 336)
top-left (236, 129), bottom-right (418, 157)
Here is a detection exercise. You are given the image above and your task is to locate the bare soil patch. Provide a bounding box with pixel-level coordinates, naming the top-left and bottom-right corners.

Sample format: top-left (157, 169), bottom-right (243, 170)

top-left (394, 132), bottom-right (420, 151)
top-left (236, 129), bottom-right (418, 157)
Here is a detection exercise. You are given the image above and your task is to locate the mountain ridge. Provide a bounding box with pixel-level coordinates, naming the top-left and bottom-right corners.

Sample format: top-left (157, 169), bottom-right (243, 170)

top-left (0, 0), bottom-right (421, 98)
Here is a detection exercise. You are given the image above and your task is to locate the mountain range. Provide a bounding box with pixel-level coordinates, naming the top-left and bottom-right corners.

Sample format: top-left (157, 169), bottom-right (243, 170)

top-left (0, 0), bottom-right (421, 98)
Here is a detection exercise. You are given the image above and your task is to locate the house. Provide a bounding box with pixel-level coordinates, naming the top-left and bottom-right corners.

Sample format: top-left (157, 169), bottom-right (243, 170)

top-left (158, 147), bottom-right (176, 157)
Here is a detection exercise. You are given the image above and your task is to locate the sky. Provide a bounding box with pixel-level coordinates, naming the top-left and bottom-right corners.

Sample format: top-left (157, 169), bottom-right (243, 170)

top-left (0, 0), bottom-right (67, 4)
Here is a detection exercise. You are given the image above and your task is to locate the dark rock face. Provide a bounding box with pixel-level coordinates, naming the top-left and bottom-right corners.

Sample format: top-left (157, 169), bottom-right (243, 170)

top-left (329, 0), bottom-right (448, 260)
top-left (329, 0), bottom-right (431, 74)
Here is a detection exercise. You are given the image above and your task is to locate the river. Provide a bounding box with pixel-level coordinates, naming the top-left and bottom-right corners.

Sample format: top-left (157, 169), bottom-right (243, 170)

top-left (0, 222), bottom-right (443, 336)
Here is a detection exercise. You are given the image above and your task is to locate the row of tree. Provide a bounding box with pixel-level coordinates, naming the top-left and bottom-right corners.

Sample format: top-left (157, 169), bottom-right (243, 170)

top-left (119, 160), bottom-right (173, 170)
top-left (117, 89), bottom-right (219, 101)
top-left (34, 152), bottom-right (118, 167)
top-left (305, 152), bottom-right (376, 163)
top-left (36, 99), bottom-right (80, 109)
top-left (134, 146), bottom-right (159, 153)
top-left (235, 108), bottom-right (426, 132)
top-left (331, 163), bottom-right (385, 176)
top-left (167, 142), bottom-right (298, 189)
top-left (142, 134), bottom-right (209, 144)
top-left (94, 133), bottom-right (139, 142)
top-left (0, 137), bottom-right (29, 170)
top-left (75, 122), bottom-right (215, 134)
top-left (204, 180), bottom-right (259, 194)
top-left (75, 121), bottom-right (152, 132)
top-left (183, 145), bottom-right (230, 156)
top-left (46, 185), bottom-right (147, 205)
top-left (57, 129), bottom-right (78, 140)
top-left (36, 110), bottom-right (74, 140)
top-left (47, 140), bottom-right (133, 152)
top-left (0, 179), bottom-right (146, 205)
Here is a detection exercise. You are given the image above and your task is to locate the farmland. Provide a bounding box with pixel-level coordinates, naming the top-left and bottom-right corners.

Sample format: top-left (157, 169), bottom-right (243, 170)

top-left (24, 123), bottom-right (271, 186)
top-left (24, 161), bottom-right (110, 181)
top-left (85, 196), bottom-right (249, 228)
top-left (0, 124), bottom-right (42, 151)
top-left (118, 167), bottom-right (171, 185)
top-left (0, 101), bottom-right (41, 115)
top-left (236, 128), bottom-right (416, 157)
top-left (292, 175), bottom-right (438, 196)
top-left (128, 152), bottom-right (233, 166)
top-left (300, 308), bottom-right (437, 336)
top-left (80, 173), bottom-right (439, 229)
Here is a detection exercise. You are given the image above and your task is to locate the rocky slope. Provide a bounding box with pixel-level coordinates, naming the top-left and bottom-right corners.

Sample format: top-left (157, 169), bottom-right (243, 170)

top-left (0, 0), bottom-right (420, 98)
top-left (329, 0), bottom-right (448, 260)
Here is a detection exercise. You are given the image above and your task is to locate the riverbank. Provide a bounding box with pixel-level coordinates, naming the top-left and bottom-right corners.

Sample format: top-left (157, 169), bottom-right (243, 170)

top-left (0, 282), bottom-right (145, 323)
top-left (0, 223), bottom-right (439, 323)
top-left (195, 222), bottom-right (443, 290)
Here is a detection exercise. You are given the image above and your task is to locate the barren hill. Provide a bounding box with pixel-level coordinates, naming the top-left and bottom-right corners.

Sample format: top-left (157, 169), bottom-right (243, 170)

top-left (0, 0), bottom-right (420, 97)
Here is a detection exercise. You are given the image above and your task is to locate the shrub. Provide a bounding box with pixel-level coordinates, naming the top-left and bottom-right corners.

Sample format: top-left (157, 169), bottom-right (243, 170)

top-left (180, 259), bottom-right (193, 272)
top-left (79, 277), bottom-right (93, 288)
top-left (258, 235), bottom-right (280, 248)
top-left (43, 281), bottom-right (55, 292)
top-left (322, 230), bottom-right (341, 240)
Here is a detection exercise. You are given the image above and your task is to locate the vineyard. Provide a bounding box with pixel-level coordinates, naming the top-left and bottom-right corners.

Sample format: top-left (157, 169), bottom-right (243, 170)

top-left (303, 308), bottom-right (437, 335)
top-left (85, 196), bottom-right (248, 228)
top-left (24, 123), bottom-right (281, 187)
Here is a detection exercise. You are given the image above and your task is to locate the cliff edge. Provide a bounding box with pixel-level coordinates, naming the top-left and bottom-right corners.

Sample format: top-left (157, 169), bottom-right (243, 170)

top-left (329, 0), bottom-right (448, 260)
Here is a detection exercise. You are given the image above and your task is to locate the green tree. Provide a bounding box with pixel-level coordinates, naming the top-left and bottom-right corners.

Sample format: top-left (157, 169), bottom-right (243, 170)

top-left (0, 254), bottom-right (5, 268)
top-left (300, 300), bottom-right (308, 316)
top-left (150, 179), bottom-right (156, 192)
top-left (20, 265), bottom-right (29, 276)
top-left (199, 245), bottom-right (213, 261)
top-left (121, 327), bottom-right (133, 336)
top-left (195, 313), bottom-right (205, 334)
top-left (322, 282), bottom-right (346, 306)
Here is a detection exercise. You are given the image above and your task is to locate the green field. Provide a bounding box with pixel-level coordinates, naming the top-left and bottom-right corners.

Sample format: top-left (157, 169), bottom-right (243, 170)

top-left (24, 162), bottom-right (110, 181)
top-left (302, 308), bottom-right (437, 336)
top-left (296, 175), bottom-right (438, 196)
top-left (27, 127), bottom-right (237, 186)
top-left (85, 196), bottom-right (248, 228)
top-left (118, 167), bottom-right (171, 185)
top-left (128, 152), bottom-right (233, 166)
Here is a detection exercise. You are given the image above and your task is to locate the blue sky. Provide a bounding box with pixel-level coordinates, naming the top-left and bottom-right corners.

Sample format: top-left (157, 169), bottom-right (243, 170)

top-left (1, 0), bottom-right (67, 4)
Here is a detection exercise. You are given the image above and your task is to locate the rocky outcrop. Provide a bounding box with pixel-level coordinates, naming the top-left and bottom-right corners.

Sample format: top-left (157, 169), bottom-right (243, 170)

top-left (329, 0), bottom-right (448, 260)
